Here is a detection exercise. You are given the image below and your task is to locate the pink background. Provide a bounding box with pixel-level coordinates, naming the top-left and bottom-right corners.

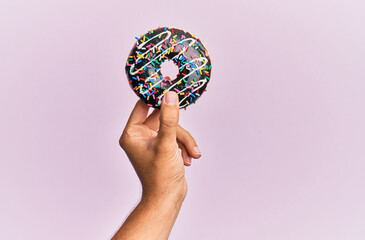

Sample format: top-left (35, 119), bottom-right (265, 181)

top-left (1, 0), bottom-right (365, 239)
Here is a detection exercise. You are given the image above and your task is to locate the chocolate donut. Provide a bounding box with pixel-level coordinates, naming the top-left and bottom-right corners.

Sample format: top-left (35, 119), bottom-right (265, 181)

top-left (125, 27), bottom-right (212, 109)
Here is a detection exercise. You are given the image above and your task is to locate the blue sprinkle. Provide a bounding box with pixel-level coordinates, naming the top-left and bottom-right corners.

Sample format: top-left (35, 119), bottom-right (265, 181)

top-left (135, 37), bottom-right (140, 41)
top-left (196, 70), bottom-right (200, 75)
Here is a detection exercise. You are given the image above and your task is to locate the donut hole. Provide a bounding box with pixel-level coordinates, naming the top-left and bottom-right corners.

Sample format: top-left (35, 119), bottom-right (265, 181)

top-left (160, 59), bottom-right (179, 80)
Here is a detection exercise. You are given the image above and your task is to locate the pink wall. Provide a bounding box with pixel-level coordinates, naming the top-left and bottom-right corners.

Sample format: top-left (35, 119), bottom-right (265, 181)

top-left (1, 0), bottom-right (365, 239)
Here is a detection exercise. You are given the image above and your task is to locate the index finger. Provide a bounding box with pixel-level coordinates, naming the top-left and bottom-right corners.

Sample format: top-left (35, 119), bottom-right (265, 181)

top-left (126, 100), bottom-right (150, 126)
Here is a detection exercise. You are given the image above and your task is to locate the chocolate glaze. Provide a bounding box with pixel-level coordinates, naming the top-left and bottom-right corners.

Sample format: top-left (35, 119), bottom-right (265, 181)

top-left (125, 27), bottom-right (212, 109)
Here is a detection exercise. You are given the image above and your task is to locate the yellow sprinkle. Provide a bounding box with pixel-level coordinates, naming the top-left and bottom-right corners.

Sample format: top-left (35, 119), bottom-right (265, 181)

top-left (128, 56), bottom-right (133, 58)
top-left (159, 33), bottom-right (162, 38)
top-left (186, 100), bottom-right (189, 104)
top-left (151, 29), bottom-right (154, 33)
top-left (177, 81), bottom-right (182, 85)
top-left (163, 89), bottom-right (167, 94)
top-left (147, 96), bottom-right (149, 100)
top-left (192, 35), bottom-right (196, 38)
top-left (173, 35), bottom-right (177, 38)
top-left (200, 54), bottom-right (202, 58)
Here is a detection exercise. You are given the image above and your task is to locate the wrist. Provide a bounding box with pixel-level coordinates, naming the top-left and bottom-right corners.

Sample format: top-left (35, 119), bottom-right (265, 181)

top-left (141, 178), bottom-right (187, 205)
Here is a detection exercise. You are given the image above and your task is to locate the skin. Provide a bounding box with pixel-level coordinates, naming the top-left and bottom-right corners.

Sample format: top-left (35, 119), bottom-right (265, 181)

top-left (112, 89), bottom-right (201, 240)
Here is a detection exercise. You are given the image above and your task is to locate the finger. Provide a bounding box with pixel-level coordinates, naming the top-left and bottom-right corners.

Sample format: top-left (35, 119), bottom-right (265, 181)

top-left (144, 108), bottom-right (160, 131)
top-left (178, 141), bottom-right (192, 166)
top-left (157, 91), bottom-right (179, 144)
top-left (143, 77), bottom-right (172, 131)
top-left (177, 125), bottom-right (202, 159)
top-left (126, 100), bottom-right (150, 126)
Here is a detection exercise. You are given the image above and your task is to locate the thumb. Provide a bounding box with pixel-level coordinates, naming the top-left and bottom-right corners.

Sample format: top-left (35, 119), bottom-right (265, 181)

top-left (157, 91), bottom-right (179, 144)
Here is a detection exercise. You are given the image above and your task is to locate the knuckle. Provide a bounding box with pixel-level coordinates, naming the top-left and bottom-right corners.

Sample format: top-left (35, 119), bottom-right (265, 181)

top-left (119, 130), bottom-right (131, 149)
top-left (161, 115), bottom-right (177, 128)
top-left (160, 120), bottom-right (175, 131)
top-left (119, 134), bottom-right (127, 149)
top-left (178, 126), bottom-right (197, 146)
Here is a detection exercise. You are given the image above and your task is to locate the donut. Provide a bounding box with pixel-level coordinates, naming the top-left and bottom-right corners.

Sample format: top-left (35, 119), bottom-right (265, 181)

top-left (125, 27), bottom-right (212, 109)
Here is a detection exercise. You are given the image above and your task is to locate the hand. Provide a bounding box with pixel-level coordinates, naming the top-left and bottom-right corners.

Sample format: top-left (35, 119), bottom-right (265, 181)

top-left (119, 91), bottom-right (201, 201)
top-left (113, 90), bottom-right (201, 240)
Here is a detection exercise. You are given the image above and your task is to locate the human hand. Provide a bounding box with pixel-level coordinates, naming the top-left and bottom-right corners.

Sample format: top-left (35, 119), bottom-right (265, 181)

top-left (119, 91), bottom-right (201, 201)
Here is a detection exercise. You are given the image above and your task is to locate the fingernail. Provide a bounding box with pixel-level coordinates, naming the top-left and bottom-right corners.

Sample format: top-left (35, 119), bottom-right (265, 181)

top-left (186, 156), bottom-right (192, 165)
top-left (194, 146), bottom-right (201, 155)
top-left (165, 91), bottom-right (177, 105)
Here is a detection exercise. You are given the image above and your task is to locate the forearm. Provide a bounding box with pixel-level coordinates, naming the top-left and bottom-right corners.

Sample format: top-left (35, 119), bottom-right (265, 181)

top-left (112, 188), bottom-right (185, 240)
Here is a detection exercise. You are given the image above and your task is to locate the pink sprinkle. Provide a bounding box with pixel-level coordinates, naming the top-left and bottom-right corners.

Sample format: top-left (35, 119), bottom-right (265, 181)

top-left (147, 65), bottom-right (152, 68)
top-left (137, 76), bottom-right (140, 81)
top-left (147, 104), bottom-right (152, 107)
top-left (192, 54), bottom-right (196, 58)
top-left (181, 35), bottom-right (186, 39)
top-left (174, 88), bottom-right (180, 93)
